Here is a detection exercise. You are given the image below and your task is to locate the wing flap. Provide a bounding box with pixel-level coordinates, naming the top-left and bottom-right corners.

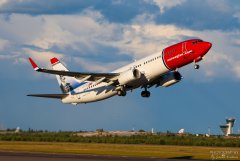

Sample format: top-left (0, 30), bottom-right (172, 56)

top-left (27, 94), bottom-right (68, 99)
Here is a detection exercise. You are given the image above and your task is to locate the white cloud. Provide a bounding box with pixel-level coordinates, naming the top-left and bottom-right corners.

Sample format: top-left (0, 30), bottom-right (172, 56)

top-left (0, 0), bottom-right (8, 7)
top-left (105, 23), bottom-right (194, 59)
top-left (31, 18), bottom-right (74, 50)
top-left (0, 9), bottom-right (240, 81)
top-left (0, 14), bottom-right (44, 43)
top-left (0, 0), bottom-right (27, 7)
top-left (185, 30), bottom-right (240, 81)
top-left (135, 24), bottom-right (193, 38)
top-left (0, 39), bottom-right (9, 50)
top-left (30, 10), bottom-right (118, 53)
top-left (23, 48), bottom-right (65, 67)
top-left (145, 0), bottom-right (186, 14)
top-left (233, 61), bottom-right (240, 79)
top-left (72, 57), bottom-right (128, 72)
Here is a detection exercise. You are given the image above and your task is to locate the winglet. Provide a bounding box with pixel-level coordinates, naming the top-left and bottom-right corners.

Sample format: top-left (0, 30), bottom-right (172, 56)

top-left (29, 57), bottom-right (40, 71)
top-left (50, 57), bottom-right (59, 65)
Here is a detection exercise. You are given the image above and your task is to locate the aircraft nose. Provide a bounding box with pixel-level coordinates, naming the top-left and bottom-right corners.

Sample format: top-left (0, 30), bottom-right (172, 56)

top-left (205, 42), bottom-right (212, 50)
top-left (202, 42), bottom-right (212, 53)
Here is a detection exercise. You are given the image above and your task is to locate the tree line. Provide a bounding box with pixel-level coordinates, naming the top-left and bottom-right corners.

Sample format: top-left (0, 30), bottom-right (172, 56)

top-left (0, 131), bottom-right (240, 147)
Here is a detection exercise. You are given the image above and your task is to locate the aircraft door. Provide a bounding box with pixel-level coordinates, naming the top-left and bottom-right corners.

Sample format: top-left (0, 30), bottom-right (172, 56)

top-left (182, 42), bottom-right (188, 59)
top-left (182, 42), bottom-right (192, 59)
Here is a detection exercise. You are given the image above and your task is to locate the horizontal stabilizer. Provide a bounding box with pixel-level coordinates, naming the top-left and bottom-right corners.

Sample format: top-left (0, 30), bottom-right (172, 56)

top-left (27, 94), bottom-right (68, 99)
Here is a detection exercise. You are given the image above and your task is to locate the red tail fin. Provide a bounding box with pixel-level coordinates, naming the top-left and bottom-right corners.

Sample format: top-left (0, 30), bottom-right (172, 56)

top-left (29, 57), bottom-right (40, 71)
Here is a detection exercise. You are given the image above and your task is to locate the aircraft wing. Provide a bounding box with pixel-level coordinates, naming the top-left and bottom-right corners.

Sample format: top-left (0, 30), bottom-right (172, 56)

top-left (29, 58), bottom-right (120, 83)
top-left (27, 94), bottom-right (68, 99)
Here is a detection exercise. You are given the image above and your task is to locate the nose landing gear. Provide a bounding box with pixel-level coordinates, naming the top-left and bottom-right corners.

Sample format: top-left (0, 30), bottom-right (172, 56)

top-left (194, 57), bottom-right (202, 69)
top-left (194, 64), bottom-right (200, 69)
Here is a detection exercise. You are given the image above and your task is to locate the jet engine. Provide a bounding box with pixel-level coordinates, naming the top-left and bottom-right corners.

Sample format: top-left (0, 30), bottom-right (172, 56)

top-left (118, 69), bottom-right (141, 85)
top-left (158, 71), bottom-right (182, 87)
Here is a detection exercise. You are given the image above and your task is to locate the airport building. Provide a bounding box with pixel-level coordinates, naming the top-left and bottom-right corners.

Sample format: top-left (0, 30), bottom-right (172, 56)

top-left (220, 118), bottom-right (235, 136)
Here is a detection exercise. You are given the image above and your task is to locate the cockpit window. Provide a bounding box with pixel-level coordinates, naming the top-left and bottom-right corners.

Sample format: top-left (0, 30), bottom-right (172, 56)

top-left (192, 40), bottom-right (203, 44)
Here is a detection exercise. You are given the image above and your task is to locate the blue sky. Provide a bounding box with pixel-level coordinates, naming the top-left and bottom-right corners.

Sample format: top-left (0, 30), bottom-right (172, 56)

top-left (0, 0), bottom-right (240, 134)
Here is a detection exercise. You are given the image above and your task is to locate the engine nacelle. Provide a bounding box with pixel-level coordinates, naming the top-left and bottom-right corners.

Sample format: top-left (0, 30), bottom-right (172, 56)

top-left (158, 71), bottom-right (182, 87)
top-left (118, 69), bottom-right (141, 85)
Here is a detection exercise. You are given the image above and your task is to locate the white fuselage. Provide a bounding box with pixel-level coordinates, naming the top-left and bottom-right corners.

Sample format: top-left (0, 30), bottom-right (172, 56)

top-left (61, 52), bottom-right (170, 104)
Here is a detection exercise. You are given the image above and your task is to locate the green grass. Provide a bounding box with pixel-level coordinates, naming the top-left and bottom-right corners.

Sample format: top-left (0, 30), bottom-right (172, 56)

top-left (0, 141), bottom-right (239, 160)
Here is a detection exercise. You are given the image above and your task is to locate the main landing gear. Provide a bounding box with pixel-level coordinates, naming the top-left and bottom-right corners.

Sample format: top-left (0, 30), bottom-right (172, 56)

top-left (141, 87), bottom-right (150, 98)
top-left (117, 90), bottom-right (126, 96)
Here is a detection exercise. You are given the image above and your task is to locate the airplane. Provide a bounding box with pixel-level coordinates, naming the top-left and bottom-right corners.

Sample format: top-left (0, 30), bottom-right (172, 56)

top-left (28, 39), bottom-right (212, 105)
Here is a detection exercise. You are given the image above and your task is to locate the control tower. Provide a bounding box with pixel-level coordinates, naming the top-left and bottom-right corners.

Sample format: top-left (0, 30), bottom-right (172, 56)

top-left (220, 118), bottom-right (235, 136)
